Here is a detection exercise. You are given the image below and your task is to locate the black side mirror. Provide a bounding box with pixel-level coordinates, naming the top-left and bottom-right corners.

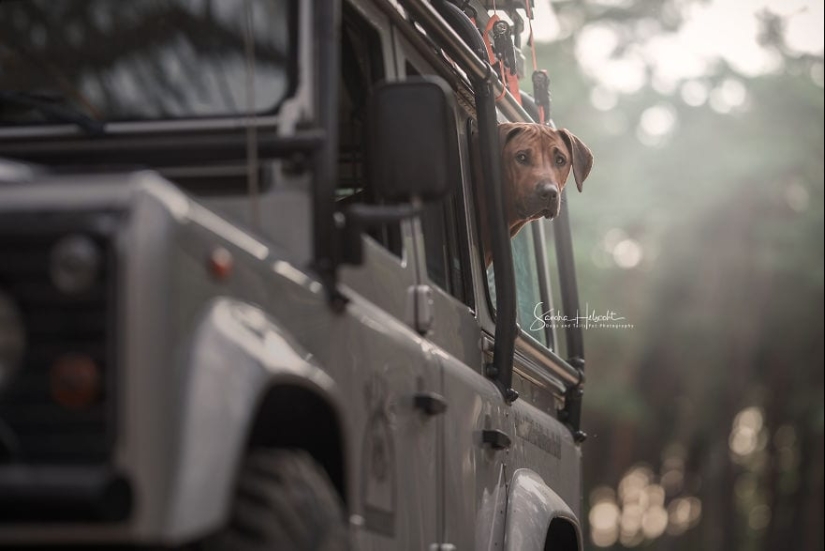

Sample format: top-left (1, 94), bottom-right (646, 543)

top-left (341, 77), bottom-right (461, 266)
top-left (368, 77), bottom-right (461, 203)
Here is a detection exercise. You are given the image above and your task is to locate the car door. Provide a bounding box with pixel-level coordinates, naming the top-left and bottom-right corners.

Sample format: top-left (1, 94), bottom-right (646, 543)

top-left (395, 39), bottom-right (516, 549)
top-left (335, 2), bottom-right (441, 547)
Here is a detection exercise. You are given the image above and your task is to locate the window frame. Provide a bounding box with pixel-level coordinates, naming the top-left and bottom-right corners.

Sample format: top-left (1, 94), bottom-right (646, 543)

top-left (464, 116), bottom-right (559, 351)
top-left (336, 2), bottom-right (406, 259)
top-left (363, 0), bottom-right (580, 396)
top-left (335, 0), bottom-right (427, 326)
top-left (400, 57), bottom-right (475, 310)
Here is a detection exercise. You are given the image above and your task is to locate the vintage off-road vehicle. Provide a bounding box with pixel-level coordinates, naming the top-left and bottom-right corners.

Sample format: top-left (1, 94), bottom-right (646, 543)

top-left (0, 0), bottom-right (588, 549)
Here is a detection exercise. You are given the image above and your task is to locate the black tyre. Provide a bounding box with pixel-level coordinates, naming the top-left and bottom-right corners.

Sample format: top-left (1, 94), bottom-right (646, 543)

top-left (207, 449), bottom-right (350, 551)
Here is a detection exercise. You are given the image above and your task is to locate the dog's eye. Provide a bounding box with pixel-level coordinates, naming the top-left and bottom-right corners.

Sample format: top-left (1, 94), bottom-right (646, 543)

top-left (555, 155), bottom-right (566, 166)
top-left (516, 152), bottom-right (530, 165)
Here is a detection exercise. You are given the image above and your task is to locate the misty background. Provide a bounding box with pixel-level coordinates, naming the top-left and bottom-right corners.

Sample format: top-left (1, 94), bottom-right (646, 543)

top-left (529, 0), bottom-right (824, 549)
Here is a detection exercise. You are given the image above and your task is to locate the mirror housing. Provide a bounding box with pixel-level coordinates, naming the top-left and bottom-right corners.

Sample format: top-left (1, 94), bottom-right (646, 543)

top-left (368, 77), bottom-right (461, 203)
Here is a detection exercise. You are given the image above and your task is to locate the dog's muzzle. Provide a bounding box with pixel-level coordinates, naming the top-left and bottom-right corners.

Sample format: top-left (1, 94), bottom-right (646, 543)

top-left (537, 181), bottom-right (560, 219)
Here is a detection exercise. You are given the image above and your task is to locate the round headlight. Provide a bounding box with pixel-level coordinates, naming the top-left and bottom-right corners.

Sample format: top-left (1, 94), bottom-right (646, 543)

top-left (0, 291), bottom-right (25, 392)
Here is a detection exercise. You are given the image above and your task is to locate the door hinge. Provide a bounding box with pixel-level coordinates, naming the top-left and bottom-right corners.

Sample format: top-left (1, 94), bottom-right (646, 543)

top-left (481, 429), bottom-right (512, 450)
top-left (406, 284), bottom-right (434, 335)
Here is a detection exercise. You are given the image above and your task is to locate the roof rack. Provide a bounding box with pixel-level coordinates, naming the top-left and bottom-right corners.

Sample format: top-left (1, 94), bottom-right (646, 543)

top-left (403, 0), bottom-right (535, 124)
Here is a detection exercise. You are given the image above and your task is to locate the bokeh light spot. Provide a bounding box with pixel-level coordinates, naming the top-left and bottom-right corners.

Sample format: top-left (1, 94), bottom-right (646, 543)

top-left (591, 86), bottom-right (619, 111)
top-left (640, 104), bottom-right (678, 136)
top-left (749, 504), bottom-right (772, 531)
top-left (784, 182), bottom-right (810, 212)
top-left (642, 505), bottom-right (669, 539)
top-left (681, 80), bottom-right (710, 106)
top-left (613, 239), bottom-right (644, 269)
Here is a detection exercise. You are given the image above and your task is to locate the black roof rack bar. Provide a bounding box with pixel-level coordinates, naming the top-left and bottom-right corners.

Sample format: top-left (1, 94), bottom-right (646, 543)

top-left (401, 0), bottom-right (534, 125)
top-left (416, 0), bottom-right (518, 402)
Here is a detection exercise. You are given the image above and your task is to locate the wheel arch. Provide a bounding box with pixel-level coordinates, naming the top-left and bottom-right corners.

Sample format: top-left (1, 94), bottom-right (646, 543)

top-left (163, 298), bottom-right (348, 541)
top-left (544, 516), bottom-right (581, 551)
top-left (245, 383), bottom-right (347, 506)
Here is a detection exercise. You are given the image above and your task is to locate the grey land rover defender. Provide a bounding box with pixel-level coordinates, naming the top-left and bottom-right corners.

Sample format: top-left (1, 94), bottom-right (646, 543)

top-left (0, 0), bottom-right (588, 549)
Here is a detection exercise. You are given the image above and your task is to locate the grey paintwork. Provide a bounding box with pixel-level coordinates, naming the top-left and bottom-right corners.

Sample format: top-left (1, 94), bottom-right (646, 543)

top-left (1, 173), bottom-right (439, 546)
top-left (505, 469), bottom-right (583, 551)
top-left (0, 0), bottom-right (584, 548)
top-left (165, 298), bottom-right (342, 539)
top-left (395, 11), bottom-right (584, 548)
top-left (0, 172), bottom-right (581, 548)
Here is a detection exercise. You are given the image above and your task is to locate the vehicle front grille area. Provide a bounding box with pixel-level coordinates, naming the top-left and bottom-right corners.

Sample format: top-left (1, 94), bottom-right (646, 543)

top-left (0, 212), bottom-right (119, 467)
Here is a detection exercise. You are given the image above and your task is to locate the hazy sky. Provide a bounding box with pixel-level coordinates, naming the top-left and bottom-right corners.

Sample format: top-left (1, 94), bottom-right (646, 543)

top-left (530, 0), bottom-right (823, 91)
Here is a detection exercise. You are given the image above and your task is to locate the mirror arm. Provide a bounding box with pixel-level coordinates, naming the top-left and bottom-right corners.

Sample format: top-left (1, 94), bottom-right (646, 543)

top-left (346, 201), bottom-right (423, 224)
top-left (313, 0), bottom-right (345, 312)
top-left (339, 199), bottom-right (424, 266)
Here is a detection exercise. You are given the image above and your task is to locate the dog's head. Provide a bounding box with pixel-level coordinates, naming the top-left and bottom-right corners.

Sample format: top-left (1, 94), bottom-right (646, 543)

top-left (499, 122), bottom-right (593, 223)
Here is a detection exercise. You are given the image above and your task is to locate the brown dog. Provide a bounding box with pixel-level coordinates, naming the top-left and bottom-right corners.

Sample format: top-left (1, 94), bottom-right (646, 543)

top-left (478, 122), bottom-right (593, 266)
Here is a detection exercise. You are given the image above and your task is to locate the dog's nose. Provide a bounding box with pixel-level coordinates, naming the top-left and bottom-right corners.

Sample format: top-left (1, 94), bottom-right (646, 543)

top-left (538, 182), bottom-right (559, 203)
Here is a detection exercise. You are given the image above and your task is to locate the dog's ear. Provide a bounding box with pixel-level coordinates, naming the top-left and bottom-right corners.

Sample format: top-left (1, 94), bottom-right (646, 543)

top-left (558, 129), bottom-right (593, 192)
top-left (498, 122), bottom-right (527, 148)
